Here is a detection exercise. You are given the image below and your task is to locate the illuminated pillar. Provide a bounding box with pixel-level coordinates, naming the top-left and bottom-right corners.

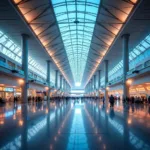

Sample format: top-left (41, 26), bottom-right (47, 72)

top-left (21, 34), bottom-right (29, 103)
top-left (104, 60), bottom-right (108, 103)
top-left (122, 34), bottom-right (130, 100)
top-left (55, 70), bottom-right (58, 89)
top-left (47, 60), bottom-right (51, 100)
top-left (60, 75), bottom-right (62, 89)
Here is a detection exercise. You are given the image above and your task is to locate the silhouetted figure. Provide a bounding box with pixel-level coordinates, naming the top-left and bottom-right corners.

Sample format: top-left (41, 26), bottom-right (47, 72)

top-left (148, 96), bottom-right (150, 105)
top-left (109, 95), bottom-right (115, 107)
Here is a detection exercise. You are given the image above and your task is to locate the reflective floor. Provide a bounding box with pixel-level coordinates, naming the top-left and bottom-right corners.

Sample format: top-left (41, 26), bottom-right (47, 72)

top-left (0, 99), bottom-right (150, 150)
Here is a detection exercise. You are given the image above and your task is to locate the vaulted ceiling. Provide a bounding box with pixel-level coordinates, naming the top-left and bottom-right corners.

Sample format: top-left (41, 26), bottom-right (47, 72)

top-left (11, 0), bottom-right (139, 88)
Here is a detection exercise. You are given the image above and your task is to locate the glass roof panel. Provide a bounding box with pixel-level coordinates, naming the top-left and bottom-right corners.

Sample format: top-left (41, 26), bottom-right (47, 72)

top-left (52, 0), bottom-right (100, 84)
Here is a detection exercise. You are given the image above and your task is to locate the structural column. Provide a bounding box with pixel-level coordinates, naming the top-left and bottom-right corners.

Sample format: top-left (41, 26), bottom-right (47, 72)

top-left (91, 79), bottom-right (93, 92)
top-left (47, 60), bottom-right (51, 100)
top-left (92, 78), bottom-right (94, 91)
top-left (87, 83), bottom-right (89, 93)
top-left (89, 81), bottom-right (91, 94)
top-left (60, 75), bottom-right (62, 89)
top-left (63, 78), bottom-right (65, 91)
top-left (55, 70), bottom-right (58, 89)
top-left (66, 82), bottom-right (68, 92)
top-left (66, 81), bottom-right (68, 92)
top-left (98, 70), bottom-right (101, 89)
top-left (122, 34), bottom-right (130, 100)
top-left (104, 60), bottom-right (108, 103)
top-left (21, 34), bottom-right (29, 103)
top-left (98, 70), bottom-right (101, 97)
top-left (94, 75), bottom-right (96, 90)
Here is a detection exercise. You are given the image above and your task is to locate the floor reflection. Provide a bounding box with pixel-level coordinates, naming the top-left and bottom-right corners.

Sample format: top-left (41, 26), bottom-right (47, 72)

top-left (0, 99), bottom-right (150, 150)
top-left (67, 101), bottom-right (88, 150)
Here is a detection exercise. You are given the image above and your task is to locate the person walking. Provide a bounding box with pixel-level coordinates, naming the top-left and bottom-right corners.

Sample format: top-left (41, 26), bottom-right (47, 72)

top-left (109, 95), bottom-right (115, 107)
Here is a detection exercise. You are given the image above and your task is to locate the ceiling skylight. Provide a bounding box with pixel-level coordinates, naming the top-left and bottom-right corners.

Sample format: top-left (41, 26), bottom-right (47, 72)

top-left (52, 0), bottom-right (100, 85)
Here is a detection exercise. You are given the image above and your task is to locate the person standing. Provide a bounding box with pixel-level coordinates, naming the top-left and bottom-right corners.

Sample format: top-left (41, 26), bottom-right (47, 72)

top-left (148, 96), bottom-right (150, 105)
top-left (109, 95), bottom-right (115, 107)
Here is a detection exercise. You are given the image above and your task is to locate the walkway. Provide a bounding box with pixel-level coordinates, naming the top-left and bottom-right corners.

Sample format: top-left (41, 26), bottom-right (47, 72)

top-left (0, 99), bottom-right (150, 150)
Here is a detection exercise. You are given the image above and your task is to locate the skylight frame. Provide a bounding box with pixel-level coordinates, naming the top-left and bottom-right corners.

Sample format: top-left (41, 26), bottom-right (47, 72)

top-left (52, 0), bottom-right (100, 84)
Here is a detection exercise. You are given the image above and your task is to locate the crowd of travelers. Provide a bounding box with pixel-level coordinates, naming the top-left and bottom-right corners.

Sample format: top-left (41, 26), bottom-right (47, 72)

top-left (123, 96), bottom-right (150, 104)
top-left (28, 96), bottom-right (43, 102)
top-left (1, 94), bottom-right (150, 107)
top-left (84, 95), bottom-right (150, 107)
top-left (14, 96), bottom-right (21, 103)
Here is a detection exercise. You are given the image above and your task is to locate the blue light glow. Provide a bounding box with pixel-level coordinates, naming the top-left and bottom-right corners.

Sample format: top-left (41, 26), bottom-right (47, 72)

top-left (52, 0), bottom-right (100, 83)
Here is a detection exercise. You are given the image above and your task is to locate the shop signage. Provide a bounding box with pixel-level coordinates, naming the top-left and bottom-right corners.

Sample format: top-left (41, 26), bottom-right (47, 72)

top-left (4, 88), bottom-right (14, 92)
top-left (15, 88), bottom-right (21, 92)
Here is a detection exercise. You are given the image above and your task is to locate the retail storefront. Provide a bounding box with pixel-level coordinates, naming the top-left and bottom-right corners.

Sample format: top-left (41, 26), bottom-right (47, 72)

top-left (107, 82), bottom-right (150, 99)
top-left (108, 90), bottom-right (123, 98)
top-left (0, 87), bottom-right (14, 101)
top-left (28, 89), bottom-right (36, 97)
top-left (14, 88), bottom-right (22, 97)
top-left (36, 91), bottom-right (46, 100)
top-left (0, 87), bottom-right (4, 98)
top-left (129, 83), bottom-right (150, 98)
top-left (0, 86), bottom-right (22, 101)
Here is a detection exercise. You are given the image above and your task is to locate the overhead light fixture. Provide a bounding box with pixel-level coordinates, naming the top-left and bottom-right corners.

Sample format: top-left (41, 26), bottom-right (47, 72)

top-left (74, 20), bottom-right (80, 24)
top-left (18, 79), bottom-right (24, 85)
top-left (126, 79), bottom-right (133, 85)
top-left (132, 70), bottom-right (139, 74)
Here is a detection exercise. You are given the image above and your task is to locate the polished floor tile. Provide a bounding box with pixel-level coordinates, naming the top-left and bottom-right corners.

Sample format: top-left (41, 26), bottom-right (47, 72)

top-left (0, 99), bottom-right (150, 150)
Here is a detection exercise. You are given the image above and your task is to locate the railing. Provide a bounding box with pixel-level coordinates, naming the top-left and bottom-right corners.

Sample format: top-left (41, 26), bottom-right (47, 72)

top-left (107, 75), bottom-right (123, 85)
top-left (144, 60), bottom-right (150, 68)
top-left (108, 59), bottom-right (150, 85)
top-left (0, 60), bottom-right (55, 86)
top-left (0, 61), bottom-right (12, 70)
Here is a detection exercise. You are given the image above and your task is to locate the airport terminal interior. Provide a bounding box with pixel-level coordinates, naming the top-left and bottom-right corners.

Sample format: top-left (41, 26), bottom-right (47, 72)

top-left (0, 0), bottom-right (150, 149)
